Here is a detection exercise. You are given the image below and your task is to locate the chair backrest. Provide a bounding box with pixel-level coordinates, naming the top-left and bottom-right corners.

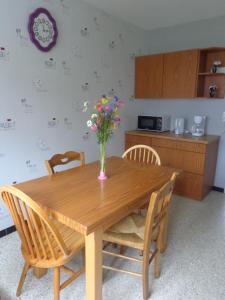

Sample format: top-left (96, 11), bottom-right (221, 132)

top-left (45, 151), bottom-right (85, 175)
top-left (122, 145), bottom-right (161, 166)
top-left (0, 185), bottom-right (69, 264)
top-left (143, 172), bottom-right (178, 256)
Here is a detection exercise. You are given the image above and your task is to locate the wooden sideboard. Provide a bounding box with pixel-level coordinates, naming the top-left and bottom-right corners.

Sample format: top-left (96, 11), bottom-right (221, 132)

top-left (125, 130), bottom-right (220, 200)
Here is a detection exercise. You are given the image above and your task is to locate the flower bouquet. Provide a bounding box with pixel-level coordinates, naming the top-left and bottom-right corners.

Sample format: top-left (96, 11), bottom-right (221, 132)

top-left (87, 95), bottom-right (124, 180)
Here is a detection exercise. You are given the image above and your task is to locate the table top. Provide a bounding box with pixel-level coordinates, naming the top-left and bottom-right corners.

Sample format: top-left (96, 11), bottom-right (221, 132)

top-left (126, 130), bottom-right (220, 144)
top-left (16, 156), bottom-right (176, 235)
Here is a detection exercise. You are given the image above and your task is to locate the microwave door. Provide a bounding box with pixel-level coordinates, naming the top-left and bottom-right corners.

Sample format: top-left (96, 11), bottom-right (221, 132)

top-left (139, 117), bottom-right (157, 131)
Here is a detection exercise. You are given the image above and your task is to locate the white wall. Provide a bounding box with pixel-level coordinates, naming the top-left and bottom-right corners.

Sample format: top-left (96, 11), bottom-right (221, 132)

top-left (0, 0), bottom-right (150, 230)
top-left (136, 16), bottom-right (225, 188)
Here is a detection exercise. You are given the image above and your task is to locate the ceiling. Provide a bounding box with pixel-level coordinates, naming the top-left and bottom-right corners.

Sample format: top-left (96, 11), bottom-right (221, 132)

top-left (83, 0), bottom-right (225, 31)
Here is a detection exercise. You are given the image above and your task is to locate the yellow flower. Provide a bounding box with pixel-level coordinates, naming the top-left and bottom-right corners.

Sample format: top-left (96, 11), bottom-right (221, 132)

top-left (111, 123), bottom-right (117, 129)
top-left (101, 97), bottom-right (108, 104)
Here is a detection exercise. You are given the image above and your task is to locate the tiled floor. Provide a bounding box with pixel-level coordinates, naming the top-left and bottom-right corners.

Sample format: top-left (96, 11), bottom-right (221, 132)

top-left (0, 191), bottom-right (225, 300)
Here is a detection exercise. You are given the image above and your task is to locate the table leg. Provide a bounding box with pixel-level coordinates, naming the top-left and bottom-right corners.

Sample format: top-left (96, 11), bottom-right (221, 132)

top-left (33, 267), bottom-right (47, 279)
top-left (85, 228), bottom-right (103, 300)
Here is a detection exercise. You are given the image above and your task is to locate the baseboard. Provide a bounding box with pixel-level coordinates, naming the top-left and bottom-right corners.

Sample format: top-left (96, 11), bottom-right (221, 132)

top-left (0, 225), bottom-right (16, 239)
top-left (212, 186), bottom-right (224, 193)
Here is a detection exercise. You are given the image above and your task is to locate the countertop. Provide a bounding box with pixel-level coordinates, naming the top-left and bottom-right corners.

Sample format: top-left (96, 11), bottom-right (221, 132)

top-left (125, 130), bottom-right (220, 144)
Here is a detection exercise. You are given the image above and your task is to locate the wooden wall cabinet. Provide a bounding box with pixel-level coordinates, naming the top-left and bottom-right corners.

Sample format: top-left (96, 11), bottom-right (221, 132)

top-left (135, 54), bottom-right (163, 98)
top-left (163, 50), bottom-right (198, 98)
top-left (125, 131), bottom-right (220, 200)
top-left (135, 47), bottom-right (225, 99)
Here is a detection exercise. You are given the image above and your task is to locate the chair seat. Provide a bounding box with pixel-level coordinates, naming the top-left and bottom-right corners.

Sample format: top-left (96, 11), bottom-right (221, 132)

top-left (103, 212), bottom-right (159, 250)
top-left (53, 220), bottom-right (84, 256)
top-left (109, 213), bottom-right (146, 238)
top-left (22, 220), bottom-right (85, 268)
top-left (103, 231), bottom-right (144, 250)
top-left (103, 213), bottom-right (146, 250)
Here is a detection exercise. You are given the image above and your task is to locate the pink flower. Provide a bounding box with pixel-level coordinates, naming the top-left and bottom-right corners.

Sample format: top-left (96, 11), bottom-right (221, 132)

top-left (90, 124), bottom-right (97, 132)
top-left (97, 105), bottom-right (103, 112)
top-left (105, 105), bottom-right (110, 111)
top-left (116, 100), bottom-right (124, 108)
top-left (114, 116), bottom-right (121, 123)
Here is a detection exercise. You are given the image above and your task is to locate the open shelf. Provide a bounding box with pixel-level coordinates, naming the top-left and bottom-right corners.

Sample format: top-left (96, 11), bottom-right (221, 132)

top-left (196, 97), bottom-right (224, 100)
top-left (198, 72), bottom-right (225, 76)
top-left (197, 48), bottom-right (225, 99)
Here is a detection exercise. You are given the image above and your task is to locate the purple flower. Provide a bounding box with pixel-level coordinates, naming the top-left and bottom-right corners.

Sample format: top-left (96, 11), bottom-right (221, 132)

top-left (109, 103), bottom-right (114, 111)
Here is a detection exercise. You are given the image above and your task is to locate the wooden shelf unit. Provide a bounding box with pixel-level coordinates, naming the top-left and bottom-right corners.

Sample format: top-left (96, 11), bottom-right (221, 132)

top-left (197, 48), bottom-right (225, 98)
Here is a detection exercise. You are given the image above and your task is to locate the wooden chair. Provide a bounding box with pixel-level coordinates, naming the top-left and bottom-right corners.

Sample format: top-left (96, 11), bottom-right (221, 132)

top-left (122, 145), bottom-right (161, 166)
top-left (102, 172), bottom-right (178, 300)
top-left (0, 185), bottom-right (85, 300)
top-left (122, 145), bottom-right (161, 220)
top-left (45, 151), bottom-right (85, 175)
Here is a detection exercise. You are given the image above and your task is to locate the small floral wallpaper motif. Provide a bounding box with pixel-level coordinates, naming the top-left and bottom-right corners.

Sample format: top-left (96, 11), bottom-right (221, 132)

top-left (36, 138), bottom-right (51, 151)
top-left (21, 98), bottom-right (33, 114)
top-left (33, 79), bottom-right (48, 92)
top-left (0, 118), bottom-right (16, 131)
top-left (64, 117), bottom-right (73, 130)
top-left (16, 28), bottom-right (29, 47)
top-left (47, 118), bottom-right (59, 128)
top-left (0, 47), bottom-right (10, 61)
top-left (44, 58), bottom-right (56, 70)
top-left (26, 160), bottom-right (38, 173)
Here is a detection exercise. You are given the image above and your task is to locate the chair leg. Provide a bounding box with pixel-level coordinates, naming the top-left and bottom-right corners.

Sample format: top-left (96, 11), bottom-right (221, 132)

top-left (154, 250), bottom-right (160, 278)
top-left (142, 254), bottom-right (150, 300)
top-left (81, 248), bottom-right (85, 268)
top-left (16, 262), bottom-right (30, 296)
top-left (54, 267), bottom-right (60, 300)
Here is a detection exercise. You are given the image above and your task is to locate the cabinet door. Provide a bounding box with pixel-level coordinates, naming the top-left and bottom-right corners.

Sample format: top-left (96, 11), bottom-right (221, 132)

top-left (163, 50), bottom-right (199, 98)
top-left (135, 54), bottom-right (163, 98)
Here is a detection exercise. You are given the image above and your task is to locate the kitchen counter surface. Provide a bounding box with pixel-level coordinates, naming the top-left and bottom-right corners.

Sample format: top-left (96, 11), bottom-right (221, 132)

top-left (125, 130), bottom-right (220, 144)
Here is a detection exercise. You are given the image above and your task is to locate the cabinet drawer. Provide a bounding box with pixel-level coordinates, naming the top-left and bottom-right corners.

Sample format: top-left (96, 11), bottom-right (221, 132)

top-left (154, 147), bottom-right (205, 174)
top-left (152, 138), bottom-right (176, 149)
top-left (152, 137), bottom-right (205, 153)
top-left (125, 134), bottom-right (152, 146)
top-left (176, 141), bottom-right (205, 153)
top-left (174, 172), bottom-right (204, 200)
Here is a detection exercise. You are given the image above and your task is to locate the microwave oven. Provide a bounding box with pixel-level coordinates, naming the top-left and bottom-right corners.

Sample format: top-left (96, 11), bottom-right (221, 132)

top-left (137, 115), bottom-right (171, 132)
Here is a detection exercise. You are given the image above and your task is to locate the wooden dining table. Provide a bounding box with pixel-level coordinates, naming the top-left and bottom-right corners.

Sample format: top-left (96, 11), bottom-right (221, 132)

top-left (15, 156), bottom-right (176, 300)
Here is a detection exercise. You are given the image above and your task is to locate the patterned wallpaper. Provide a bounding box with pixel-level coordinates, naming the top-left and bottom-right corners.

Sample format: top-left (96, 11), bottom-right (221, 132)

top-left (0, 0), bottom-right (150, 229)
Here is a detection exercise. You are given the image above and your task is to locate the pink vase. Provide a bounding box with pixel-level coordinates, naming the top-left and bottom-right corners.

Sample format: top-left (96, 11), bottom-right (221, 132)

top-left (98, 170), bottom-right (107, 180)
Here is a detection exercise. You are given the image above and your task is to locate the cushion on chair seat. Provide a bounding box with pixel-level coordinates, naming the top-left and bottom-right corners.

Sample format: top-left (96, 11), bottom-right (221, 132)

top-left (103, 231), bottom-right (144, 250)
top-left (108, 213), bottom-right (146, 239)
top-left (103, 212), bottom-right (159, 250)
top-left (103, 213), bottom-right (146, 250)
